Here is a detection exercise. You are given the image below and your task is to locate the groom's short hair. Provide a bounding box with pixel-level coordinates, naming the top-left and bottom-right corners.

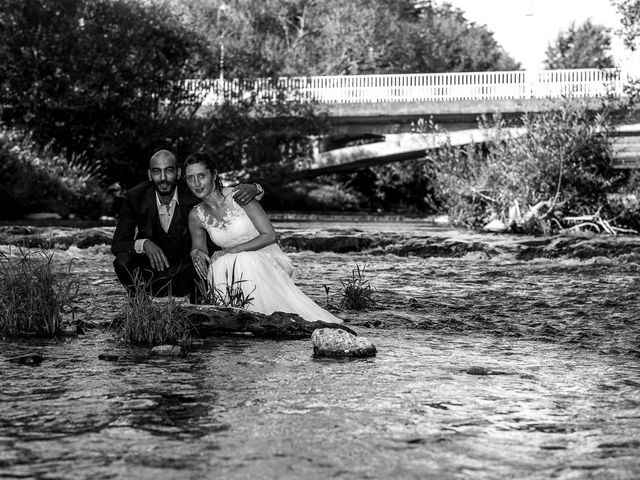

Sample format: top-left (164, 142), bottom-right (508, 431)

top-left (149, 149), bottom-right (177, 168)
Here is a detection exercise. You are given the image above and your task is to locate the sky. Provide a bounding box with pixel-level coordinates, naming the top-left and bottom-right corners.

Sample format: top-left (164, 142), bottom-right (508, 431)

top-left (436, 0), bottom-right (633, 70)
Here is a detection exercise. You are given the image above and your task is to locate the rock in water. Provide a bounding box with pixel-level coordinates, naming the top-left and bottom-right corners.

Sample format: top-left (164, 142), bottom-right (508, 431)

top-left (482, 219), bottom-right (506, 233)
top-left (311, 328), bottom-right (376, 358)
top-left (150, 345), bottom-right (183, 356)
top-left (98, 353), bottom-right (120, 362)
top-left (7, 353), bottom-right (44, 365)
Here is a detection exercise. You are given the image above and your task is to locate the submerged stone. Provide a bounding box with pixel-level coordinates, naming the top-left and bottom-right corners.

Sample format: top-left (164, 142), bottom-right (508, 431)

top-left (8, 353), bottom-right (44, 365)
top-left (311, 328), bottom-right (376, 358)
top-left (465, 366), bottom-right (491, 375)
top-left (98, 353), bottom-right (120, 361)
top-left (150, 345), bottom-right (184, 356)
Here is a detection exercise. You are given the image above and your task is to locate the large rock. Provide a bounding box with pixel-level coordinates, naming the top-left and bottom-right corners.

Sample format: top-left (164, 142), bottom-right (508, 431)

top-left (181, 305), bottom-right (355, 339)
top-left (311, 328), bottom-right (376, 358)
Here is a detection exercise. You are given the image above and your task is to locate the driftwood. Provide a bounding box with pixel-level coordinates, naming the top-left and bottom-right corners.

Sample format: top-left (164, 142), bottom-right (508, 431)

top-left (180, 305), bottom-right (356, 339)
top-left (563, 207), bottom-right (638, 236)
top-left (497, 199), bottom-right (638, 236)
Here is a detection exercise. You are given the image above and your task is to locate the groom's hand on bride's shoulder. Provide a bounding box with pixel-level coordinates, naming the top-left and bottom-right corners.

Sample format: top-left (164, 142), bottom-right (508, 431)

top-left (232, 183), bottom-right (264, 205)
top-left (143, 240), bottom-right (169, 271)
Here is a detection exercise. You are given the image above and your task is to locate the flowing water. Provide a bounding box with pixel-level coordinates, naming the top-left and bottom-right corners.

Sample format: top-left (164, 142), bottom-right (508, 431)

top-left (1, 221), bottom-right (640, 479)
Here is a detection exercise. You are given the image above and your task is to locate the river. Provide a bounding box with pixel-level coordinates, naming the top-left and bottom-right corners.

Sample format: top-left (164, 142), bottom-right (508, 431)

top-left (1, 220), bottom-right (640, 479)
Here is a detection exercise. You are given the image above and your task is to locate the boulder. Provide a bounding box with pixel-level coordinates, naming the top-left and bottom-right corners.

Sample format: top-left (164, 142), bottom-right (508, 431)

top-left (311, 328), bottom-right (376, 358)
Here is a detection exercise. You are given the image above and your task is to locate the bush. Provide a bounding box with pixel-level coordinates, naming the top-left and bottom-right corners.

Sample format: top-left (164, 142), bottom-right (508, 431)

top-left (0, 126), bottom-right (107, 219)
top-left (428, 98), bottom-right (632, 231)
top-left (0, 0), bottom-right (215, 186)
top-left (0, 248), bottom-right (79, 337)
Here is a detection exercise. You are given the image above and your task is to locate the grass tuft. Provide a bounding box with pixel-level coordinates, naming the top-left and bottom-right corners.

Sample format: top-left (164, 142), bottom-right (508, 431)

top-left (339, 263), bottom-right (377, 311)
top-left (197, 258), bottom-right (255, 308)
top-left (0, 247), bottom-right (79, 336)
top-left (113, 272), bottom-right (193, 349)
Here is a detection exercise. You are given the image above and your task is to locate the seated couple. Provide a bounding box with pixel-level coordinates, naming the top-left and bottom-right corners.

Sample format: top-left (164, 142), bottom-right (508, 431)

top-left (111, 149), bottom-right (342, 324)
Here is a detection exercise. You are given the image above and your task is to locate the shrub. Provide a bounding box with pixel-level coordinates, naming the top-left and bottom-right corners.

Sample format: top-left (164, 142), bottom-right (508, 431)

top-left (0, 248), bottom-right (79, 337)
top-left (428, 98), bottom-right (631, 231)
top-left (339, 263), bottom-right (376, 310)
top-left (0, 0), bottom-right (215, 185)
top-left (0, 126), bottom-right (107, 219)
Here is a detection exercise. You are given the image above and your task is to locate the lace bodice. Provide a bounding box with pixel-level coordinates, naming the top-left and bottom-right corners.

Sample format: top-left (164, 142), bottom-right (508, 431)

top-left (194, 195), bottom-right (259, 249)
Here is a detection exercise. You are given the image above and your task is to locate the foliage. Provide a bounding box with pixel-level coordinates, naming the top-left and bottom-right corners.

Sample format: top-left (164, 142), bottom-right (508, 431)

top-left (607, 170), bottom-right (640, 231)
top-left (427, 98), bottom-right (632, 231)
top-left (164, 0), bottom-right (519, 77)
top-left (612, 0), bottom-right (640, 51)
top-left (197, 258), bottom-right (255, 308)
top-left (200, 92), bottom-right (328, 174)
top-left (0, 0), bottom-right (215, 184)
top-left (383, 1), bottom-right (520, 73)
top-left (306, 184), bottom-right (366, 211)
top-left (0, 248), bottom-right (79, 337)
top-left (114, 274), bottom-right (193, 348)
top-left (0, 125), bottom-right (107, 219)
top-left (544, 20), bottom-right (615, 69)
top-left (339, 263), bottom-right (376, 310)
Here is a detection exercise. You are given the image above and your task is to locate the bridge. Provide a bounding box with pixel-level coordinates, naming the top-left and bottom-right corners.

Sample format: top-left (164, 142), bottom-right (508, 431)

top-left (187, 68), bottom-right (640, 173)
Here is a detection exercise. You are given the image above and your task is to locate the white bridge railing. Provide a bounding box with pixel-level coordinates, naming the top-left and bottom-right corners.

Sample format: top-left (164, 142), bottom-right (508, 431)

top-left (185, 68), bottom-right (632, 106)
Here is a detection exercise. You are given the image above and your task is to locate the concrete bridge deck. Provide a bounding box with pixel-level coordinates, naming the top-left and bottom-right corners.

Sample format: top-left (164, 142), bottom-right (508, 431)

top-left (291, 123), bottom-right (640, 178)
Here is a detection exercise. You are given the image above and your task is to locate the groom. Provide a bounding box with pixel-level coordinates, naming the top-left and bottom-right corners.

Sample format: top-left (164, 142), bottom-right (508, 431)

top-left (111, 149), bottom-right (263, 300)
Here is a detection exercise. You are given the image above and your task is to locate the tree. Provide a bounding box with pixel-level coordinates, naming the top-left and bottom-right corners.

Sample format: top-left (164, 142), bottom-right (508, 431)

top-left (0, 0), bottom-right (214, 183)
top-left (544, 20), bottom-right (615, 69)
top-left (612, 0), bottom-right (640, 51)
top-left (376, 1), bottom-right (520, 73)
top-left (164, 0), bottom-right (520, 77)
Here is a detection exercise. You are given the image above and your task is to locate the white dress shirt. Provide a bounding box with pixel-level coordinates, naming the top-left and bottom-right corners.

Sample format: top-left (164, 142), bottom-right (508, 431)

top-left (134, 189), bottom-right (179, 253)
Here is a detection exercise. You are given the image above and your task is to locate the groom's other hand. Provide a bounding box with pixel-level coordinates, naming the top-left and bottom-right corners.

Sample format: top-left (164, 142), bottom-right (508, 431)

top-left (143, 240), bottom-right (170, 271)
top-left (232, 183), bottom-right (263, 205)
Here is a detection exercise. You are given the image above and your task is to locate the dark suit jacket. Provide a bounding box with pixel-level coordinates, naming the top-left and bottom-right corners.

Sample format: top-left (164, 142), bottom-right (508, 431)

top-left (111, 181), bottom-right (202, 267)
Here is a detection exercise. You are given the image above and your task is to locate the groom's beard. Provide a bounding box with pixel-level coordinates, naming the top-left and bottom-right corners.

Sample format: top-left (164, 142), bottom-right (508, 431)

top-left (154, 181), bottom-right (176, 196)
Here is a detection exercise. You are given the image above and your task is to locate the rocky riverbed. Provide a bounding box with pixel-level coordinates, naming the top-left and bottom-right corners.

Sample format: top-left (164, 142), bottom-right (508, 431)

top-left (1, 220), bottom-right (640, 479)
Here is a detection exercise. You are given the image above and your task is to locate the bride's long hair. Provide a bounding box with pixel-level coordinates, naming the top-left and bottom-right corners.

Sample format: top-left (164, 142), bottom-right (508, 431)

top-left (183, 151), bottom-right (224, 194)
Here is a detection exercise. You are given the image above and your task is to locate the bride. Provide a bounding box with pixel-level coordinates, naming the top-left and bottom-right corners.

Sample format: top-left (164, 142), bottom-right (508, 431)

top-left (185, 152), bottom-right (342, 324)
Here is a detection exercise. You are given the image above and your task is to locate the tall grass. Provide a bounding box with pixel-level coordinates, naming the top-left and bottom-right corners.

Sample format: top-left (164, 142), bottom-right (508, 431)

top-left (0, 247), bottom-right (79, 336)
top-left (339, 263), bottom-right (376, 310)
top-left (113, 272), bottom-right (193, 348)
top-left (197, 258), bottom-right (255, 308)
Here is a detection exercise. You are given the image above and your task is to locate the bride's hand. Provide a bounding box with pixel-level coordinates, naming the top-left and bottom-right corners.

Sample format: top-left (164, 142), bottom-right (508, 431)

top-left (210, 249), bottom-right (228, 263)
top-left (190, 248), bottom-right (210, 279)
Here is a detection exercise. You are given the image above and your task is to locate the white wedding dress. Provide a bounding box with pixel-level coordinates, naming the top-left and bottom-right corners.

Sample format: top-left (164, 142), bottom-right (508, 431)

top-left (194, 197), bottom-right (343, 324)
